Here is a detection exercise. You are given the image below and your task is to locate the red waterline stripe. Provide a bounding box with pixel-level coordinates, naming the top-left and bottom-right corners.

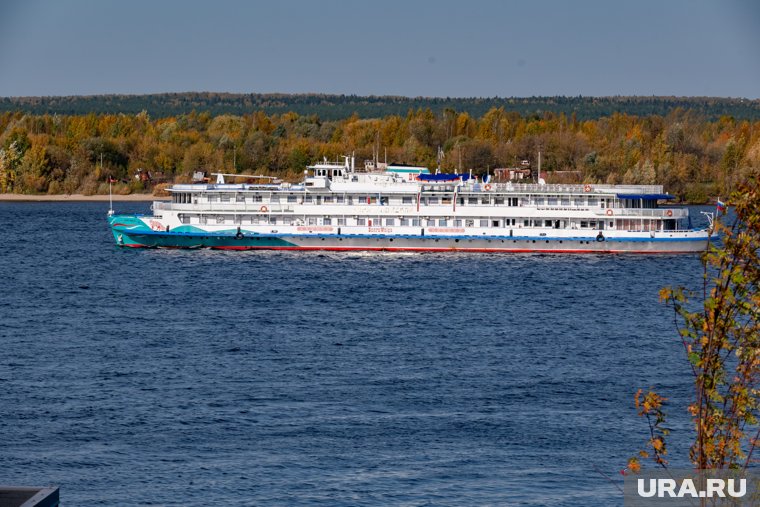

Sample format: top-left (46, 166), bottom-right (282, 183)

top-left (208, 246), bottom-right (691, 254)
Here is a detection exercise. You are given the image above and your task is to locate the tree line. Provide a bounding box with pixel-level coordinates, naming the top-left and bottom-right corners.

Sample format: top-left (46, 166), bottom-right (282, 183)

top-left (2, 93), bottom-right (760, 122)
top-left (1, 107), bottom-right (758, 202)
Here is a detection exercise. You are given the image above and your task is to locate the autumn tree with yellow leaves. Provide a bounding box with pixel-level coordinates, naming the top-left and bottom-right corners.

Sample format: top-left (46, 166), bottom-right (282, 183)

top-left (0, 107), bottom-right (759, 198)
top-left (632, 175), bottom-right (760, 472)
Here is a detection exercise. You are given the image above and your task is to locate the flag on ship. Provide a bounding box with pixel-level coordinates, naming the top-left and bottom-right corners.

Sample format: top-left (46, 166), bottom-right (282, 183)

top-left (716, 198), bottom-right (726, 214)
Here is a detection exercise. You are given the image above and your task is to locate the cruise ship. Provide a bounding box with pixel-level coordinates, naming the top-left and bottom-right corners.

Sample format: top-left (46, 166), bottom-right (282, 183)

top-left (107, 156), bottom-right (710, 253)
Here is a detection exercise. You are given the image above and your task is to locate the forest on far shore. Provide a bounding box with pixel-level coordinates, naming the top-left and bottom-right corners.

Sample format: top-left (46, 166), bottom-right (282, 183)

top-left (1, 102), bottom-right (758, 202)
top-left (2, 93), bottom-right (760, 121)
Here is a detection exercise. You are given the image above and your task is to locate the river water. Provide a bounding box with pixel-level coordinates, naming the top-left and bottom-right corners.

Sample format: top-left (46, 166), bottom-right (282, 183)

top-left (0, 202), bottom-right (716, 505)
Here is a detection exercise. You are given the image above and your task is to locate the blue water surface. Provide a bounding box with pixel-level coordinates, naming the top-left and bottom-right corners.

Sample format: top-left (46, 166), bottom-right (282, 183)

top-left (0, 202), bottom-right (716, 506)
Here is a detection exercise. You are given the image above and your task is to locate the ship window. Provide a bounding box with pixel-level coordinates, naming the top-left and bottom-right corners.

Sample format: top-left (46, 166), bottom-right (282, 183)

top-left (427, 219), bottom-right (435, 226)
top-left (337, 218), bottom-right (346, 225)
top-left (442, 197), bottom-right (452, 204)
top-left (236, 194), bottom-right (245, 203)
top-left (561, 197), bottom-right (570, 206)
top-left (323, 196), bottom-right (333, 203)
top-left (234, 215), bottom-right (242, 224)
top-left (492, 220), bottom-right (500, 227)
top-left (336, 196), bottom-right (345, 203)
top-left (308, 217), bottom-right (317, 225)
top-left (253, 195), bottom-right (263, 203)
top-left (534, 197), bottom-right (544, 205)
top-left (524, 220), bottom-right (530, 227)
top-left (270, 195), bottom-right (280, 203)
top-left (480, 197), bottom-right (490, 204)
top-left (179, 214), bottom-right (189, 224)
top-left (200, 216), bottom-right (207, 224)
top-left (427, 197), bottom-right (439, 204)
top-left (400, 218), bottom-right (409, 226)
top-left (438, 219), bottom-right (447, 226)
top-left (402, 196), bottom-right (413, 204)
top-left (369, 197), bottom-right (377, 204)
top-left (544, 220), bottom-right (552, 227)
top-left (323, 218), bottom-right (332, 225)
top-left (468, 197), bottom-right (478, 204)
top-left (357, 195), bottom-right (367, 203)
top-left (221, 194), bottom-right (231, 202)
top-left (216, 216), bottom-right (225, 224)
top-left (409, 218), bottom-right (418, 226)
top-left (208, 195), bottom-right (218, 202)
top-left (588, 198), bottom-right (598, 206)
top-left (548, 197), bottom-right (557, 205)
top-left (589, 221), bottom-right (597, 229)
top-left (283, 217), bottom-right (293, 225)
top-left (454, 219), bottom-right (462, 227)
top-left (357, 218), bottom-right (366, 226)
top-left (479, 220), bottom-right (488, 227)
top-left (495, 197), bottom-right (504, 205)
top-left (269, 216), bottom-right (277, 225)
top-left (580, 221), bottom-right (588, 228)
top-left (252, 217), bottom-right (260, 224)
top-left (287, 195), bottom-right (297, 203)
top-left (466, 219), bottom-right (474, 227)
top-left (385, 218), bottom-right (395, 226)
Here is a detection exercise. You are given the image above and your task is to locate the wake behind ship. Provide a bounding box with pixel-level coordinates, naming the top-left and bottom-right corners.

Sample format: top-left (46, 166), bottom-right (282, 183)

top-left (108, 157), bottom-right (710, 254)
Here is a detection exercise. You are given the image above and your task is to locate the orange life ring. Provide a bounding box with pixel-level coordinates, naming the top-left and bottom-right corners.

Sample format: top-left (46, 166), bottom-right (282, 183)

top-left (260, 205), bottom-right (269, 213)
top-left (484, 184), bottom-right (492, 191)
top-left (666, 209), bottom-right (673, 217)
top-left (606, 209), bottom-right (613, 216)
top-left (584, 184), bottom-right (591, 192)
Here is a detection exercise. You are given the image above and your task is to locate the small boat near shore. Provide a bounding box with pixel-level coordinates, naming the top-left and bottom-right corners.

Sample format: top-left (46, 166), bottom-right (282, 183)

top-left (108, 156), bottom-right (710, 254)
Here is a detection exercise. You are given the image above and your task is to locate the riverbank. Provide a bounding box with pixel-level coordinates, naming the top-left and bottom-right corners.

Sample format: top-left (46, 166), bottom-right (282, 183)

top-left (0, 193), bottom-right (168, 202)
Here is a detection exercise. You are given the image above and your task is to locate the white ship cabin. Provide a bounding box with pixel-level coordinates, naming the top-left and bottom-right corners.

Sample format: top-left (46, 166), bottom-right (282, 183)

top-left (160, 156), bottom-right (689, 234)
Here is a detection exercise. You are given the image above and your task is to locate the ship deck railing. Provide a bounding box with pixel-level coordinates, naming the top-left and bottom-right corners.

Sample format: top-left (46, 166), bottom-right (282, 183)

top-left (487, 183), bottom-right (664, 194)
top-left (154, 202), bottom-right (688, 219)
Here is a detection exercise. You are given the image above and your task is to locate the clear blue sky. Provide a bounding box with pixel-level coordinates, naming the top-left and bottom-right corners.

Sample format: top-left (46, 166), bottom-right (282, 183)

top-left (1, 0), bottom-right (758, 98)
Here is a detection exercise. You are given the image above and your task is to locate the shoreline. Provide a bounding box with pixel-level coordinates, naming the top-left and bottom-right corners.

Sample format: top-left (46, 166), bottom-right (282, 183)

top-left (0, 193), bottom-right (169, 202)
